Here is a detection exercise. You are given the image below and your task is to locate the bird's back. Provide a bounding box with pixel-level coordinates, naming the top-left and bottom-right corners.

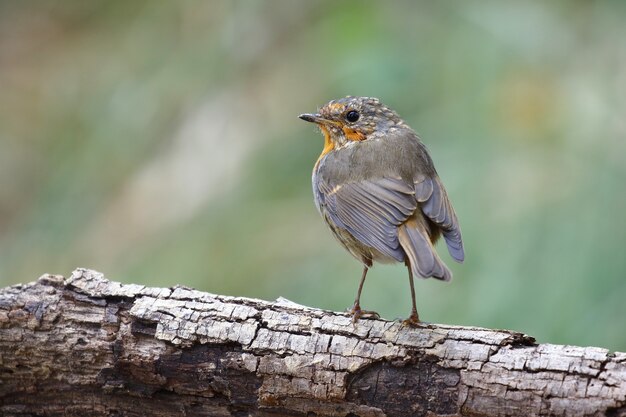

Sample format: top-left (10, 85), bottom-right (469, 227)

top-left (315, 129), bottom-right (433, 186)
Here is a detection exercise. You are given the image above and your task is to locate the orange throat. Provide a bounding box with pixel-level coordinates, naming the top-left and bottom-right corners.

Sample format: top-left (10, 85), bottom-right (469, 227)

top-left (315, 125), bottom-right (334, 169)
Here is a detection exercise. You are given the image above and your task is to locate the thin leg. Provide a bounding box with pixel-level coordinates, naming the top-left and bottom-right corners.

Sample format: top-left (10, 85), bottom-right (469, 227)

top-left (354, 265), bottom-right (369, 307)
top-left (348, 265), bottom-right (380, 323)
top-left (403, 263), bottom-right (421, 326)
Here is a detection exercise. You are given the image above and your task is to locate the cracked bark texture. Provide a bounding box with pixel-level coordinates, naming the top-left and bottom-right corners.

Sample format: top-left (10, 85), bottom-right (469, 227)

top-left (0, 269), bottom-right (625, 417)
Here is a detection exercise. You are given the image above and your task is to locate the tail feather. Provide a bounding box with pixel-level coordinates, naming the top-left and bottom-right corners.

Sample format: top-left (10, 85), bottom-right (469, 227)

top-left (398, 219), bottom-right (452, 281)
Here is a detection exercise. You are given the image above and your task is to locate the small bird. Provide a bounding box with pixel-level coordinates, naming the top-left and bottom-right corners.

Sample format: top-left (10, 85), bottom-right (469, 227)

top-left (299, 96), bottom-right (464, 324)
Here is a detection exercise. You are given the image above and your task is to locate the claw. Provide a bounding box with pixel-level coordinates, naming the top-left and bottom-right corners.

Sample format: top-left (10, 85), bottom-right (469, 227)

top-left (348, 303), bottom-right (380, 323)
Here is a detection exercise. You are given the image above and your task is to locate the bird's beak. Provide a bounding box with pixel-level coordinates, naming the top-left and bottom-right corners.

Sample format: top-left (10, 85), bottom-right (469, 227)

top-left (299, 113), bottom-right (333, 125)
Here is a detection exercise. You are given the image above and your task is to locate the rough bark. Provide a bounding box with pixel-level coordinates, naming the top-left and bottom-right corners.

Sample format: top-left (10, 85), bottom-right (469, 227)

top-left (0, 269), bottom-right (624, 417)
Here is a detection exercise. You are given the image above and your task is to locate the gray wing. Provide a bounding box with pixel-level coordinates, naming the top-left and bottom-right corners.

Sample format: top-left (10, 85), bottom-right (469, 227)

top-left (415, 175), bottom-right (464, 262)
top-left (316, 177), bottom-right (417, 262)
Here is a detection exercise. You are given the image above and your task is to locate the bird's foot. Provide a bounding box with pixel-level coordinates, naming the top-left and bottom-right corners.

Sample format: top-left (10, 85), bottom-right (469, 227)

top-left (402, 309), bottom-right (421, 327)
top-left (348, 303), bottom-right (380, 323)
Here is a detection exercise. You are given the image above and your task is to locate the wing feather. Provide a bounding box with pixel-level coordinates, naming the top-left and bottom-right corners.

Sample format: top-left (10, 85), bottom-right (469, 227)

top-left (316, 177), bottom-right (417, 262)
top-left (415, 177), bottom-right (464, 262)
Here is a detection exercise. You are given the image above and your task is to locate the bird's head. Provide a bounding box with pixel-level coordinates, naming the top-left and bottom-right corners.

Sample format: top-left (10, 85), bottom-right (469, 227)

top-left (299, 96), bottom-right (405, 149)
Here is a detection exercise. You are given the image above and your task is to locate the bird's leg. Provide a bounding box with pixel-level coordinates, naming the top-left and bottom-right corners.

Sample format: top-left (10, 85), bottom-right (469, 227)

top-left (348, 265), bottom-right (380, 323)
top-left (403, 262), bottom-right (421, 326)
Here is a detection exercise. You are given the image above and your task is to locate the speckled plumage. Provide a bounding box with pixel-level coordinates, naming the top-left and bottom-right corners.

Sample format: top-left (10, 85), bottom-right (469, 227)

top-left (300, 96), bottom-right (464, 323)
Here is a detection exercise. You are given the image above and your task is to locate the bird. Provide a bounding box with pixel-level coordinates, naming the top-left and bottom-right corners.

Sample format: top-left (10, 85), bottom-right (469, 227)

top-left (299, 96), bottom-right (464, 325)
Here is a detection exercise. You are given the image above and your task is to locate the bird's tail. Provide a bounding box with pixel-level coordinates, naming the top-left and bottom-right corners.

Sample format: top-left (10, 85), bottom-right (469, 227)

top-left (398, 217), bottom-right (452, 281)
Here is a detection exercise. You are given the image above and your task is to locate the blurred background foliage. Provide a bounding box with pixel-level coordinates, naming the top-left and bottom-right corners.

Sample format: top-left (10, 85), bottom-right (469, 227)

top-left (1, 1), bottom-right (625, 351)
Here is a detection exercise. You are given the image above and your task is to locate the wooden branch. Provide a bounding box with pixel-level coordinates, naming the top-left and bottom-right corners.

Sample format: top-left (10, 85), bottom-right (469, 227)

top-left (0, 269), bottom-right (624, 416)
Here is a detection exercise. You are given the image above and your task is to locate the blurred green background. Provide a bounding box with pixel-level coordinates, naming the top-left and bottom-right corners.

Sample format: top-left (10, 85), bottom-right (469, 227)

top-left (1, 1), bottom-right (625, 351)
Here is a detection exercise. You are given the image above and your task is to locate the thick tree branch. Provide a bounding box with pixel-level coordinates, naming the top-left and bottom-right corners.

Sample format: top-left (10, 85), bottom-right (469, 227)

top-left (0, 269), bottom-right (625, 416)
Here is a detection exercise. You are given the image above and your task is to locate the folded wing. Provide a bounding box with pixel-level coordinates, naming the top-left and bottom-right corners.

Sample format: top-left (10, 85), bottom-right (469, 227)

top-left (315, 169), bottom-right (463, 280)
top-left (316, 177), bottom-right (417, 262)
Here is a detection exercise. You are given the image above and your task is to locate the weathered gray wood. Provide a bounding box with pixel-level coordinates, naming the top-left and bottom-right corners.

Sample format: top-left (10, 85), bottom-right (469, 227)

top-left (0, 268), bottom-right (625, 417)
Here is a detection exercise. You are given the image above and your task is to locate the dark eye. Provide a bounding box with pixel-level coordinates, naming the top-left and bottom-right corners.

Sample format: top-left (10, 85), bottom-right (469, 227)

top-left (345, 110), bottom-right (360, 123)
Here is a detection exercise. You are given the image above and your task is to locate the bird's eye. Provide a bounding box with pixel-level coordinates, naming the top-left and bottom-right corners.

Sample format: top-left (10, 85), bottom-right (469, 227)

top-left (345, 110), bottom-right (360, 123)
